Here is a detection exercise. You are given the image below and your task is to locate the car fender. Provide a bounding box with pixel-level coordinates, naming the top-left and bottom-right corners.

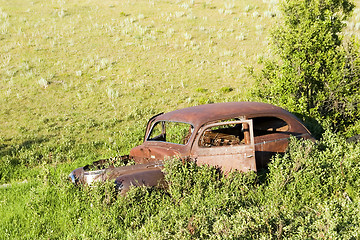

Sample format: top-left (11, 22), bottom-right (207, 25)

top-left (114, 168), bottom-right (166, 195)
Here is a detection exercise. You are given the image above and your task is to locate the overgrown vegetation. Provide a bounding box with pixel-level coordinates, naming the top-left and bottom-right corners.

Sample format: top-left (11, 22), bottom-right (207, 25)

top-left (2, 135), bottom-right (360, 239)
top-left (252, 0), bottom-right (360, 136)
top-left (1, 0), bottom-right (360, 239)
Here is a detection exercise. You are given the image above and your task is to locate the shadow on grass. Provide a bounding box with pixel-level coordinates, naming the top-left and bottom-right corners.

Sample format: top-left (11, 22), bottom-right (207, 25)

top-left (0, 137), bottom-right (49, 159)
top-left (255, 167), bottom-right (270, 185)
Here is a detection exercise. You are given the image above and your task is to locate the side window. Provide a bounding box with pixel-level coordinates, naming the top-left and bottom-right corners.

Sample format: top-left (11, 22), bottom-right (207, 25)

top-left (252, 117), bottom-right (289, 137)
top-left (148, 121), bottom-right (165, 141)
top-left (199, 123), bottom-right (249, 147)
top-left (165, 122), bottom-right (193, 144)
top-left (147, 121), bottom-right (193, 145)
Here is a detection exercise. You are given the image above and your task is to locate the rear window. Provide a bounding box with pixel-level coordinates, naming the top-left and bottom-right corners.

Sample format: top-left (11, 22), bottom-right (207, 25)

top-left (252, 117), bottom-right (289, 136)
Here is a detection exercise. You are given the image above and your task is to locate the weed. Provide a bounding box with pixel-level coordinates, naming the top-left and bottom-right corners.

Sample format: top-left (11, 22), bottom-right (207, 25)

top-left (38, 78), bottom-right (49, 88)
top-left (195, 87), bottom-right (207, 93)
top-left (236, 32), bottom-right (247, 40)
top-left (219, 86), bottom-right (233, 93)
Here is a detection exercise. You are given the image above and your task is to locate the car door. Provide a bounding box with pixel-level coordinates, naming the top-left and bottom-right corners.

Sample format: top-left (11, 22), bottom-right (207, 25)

top-left (191, 120), bottom-right (256, 173)
top-left (251, 116), bottom-right (292, 169)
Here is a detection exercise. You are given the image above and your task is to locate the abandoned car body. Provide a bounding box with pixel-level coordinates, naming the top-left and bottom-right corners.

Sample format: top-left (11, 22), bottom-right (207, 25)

top-left (69, 102), bottom-right (313, 194)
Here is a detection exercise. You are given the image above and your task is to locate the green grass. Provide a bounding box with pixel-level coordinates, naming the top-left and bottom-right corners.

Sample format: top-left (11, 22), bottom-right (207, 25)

top-left (1, 0), bottom-right (280, 182)
top-left (1, 0), bottom-right (269, 137)
top-left (1, 0), bottom-right (360, 239)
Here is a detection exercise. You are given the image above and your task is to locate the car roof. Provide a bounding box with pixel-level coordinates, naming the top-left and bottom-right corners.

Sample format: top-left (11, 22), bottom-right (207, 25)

top-left (154, 102), bottom-right (301, 128)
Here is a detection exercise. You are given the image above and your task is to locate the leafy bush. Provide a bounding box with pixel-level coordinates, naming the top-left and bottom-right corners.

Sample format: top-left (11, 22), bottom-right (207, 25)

top-left (252, 0), bottom-right (360, 134)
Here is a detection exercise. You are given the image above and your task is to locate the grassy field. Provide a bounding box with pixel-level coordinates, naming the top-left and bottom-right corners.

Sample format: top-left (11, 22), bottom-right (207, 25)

top-left (1, 0), bottom-right (360, 239)
top-left (1, 0), bottom-right (282, 182)
top-left (1, 0), bottom-right (275, 137)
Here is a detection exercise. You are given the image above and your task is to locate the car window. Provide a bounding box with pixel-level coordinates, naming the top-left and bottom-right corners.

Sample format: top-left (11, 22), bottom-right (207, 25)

top-left (147, 121), bottom-right (193, 145)
top-left (199, 123), bottom-right (249, 147)
top-left (252, 117), bottom-right (289, 136)
top-left (148, 121), bottom-right (165, 141)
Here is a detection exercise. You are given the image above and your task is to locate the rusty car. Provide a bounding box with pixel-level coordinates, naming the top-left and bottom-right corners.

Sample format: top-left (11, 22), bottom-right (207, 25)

top-left (69, 102), bottom-right (313, 194)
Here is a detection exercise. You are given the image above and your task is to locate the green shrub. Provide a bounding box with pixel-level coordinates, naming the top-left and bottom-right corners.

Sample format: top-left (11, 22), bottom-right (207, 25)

top-left (252, 0), bottom-right (360, 134)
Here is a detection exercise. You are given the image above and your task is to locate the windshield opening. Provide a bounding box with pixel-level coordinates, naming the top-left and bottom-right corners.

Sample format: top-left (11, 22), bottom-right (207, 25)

top-left (147, 121), bottom-right (194, 145)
